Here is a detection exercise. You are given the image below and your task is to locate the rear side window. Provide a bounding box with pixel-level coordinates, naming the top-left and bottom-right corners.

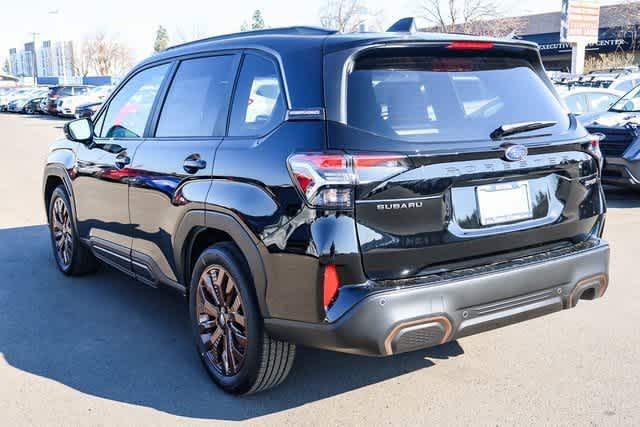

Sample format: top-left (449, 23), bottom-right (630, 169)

top-left (346, 48), bottom-right (570, 142)
top-left (98, 64), bottom-right (169, 138)
top-left (156, 55), bottom-right (236, 137)
top-left (228, 54), bottom-right (285, 137)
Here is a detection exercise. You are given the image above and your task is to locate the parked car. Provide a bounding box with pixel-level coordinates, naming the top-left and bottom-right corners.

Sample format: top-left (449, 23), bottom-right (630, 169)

top-left (561, 88), bottom-right (622, 115)
top-left (582, 83), bottom-right (640, 189)
top-left (25, 97), bottom-right (46, 114)
top-left (44, 23), bottom-right (610, 395)
top-left (4, 87), bottom-right (49, 113)
top-left (0, 87), bottom-right (32, 111)
top-left (57, 86), bottom-right (114, 117)
top-left (74, 101), bottom-right (102, 118)
top-left (46, 86), bottom-right (91, 115)
top-left (577, 71), bottom-right (640, 93)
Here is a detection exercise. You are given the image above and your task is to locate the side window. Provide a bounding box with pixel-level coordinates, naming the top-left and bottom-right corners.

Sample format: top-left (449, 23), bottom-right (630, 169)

top-left (564, 94), bottom-right (586, 114)
top-left (156, 55), bottom-right (236, 137)
top-left (98, 64), bottom-right (169, 138)
top-left (228, 54), bottom-right (286, 137)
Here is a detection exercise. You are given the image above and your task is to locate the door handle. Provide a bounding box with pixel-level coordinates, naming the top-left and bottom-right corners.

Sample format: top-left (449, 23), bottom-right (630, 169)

top-left (183, 154), bottom-right (206, 174)
top-left (115, 155), bottom-right (130, 169)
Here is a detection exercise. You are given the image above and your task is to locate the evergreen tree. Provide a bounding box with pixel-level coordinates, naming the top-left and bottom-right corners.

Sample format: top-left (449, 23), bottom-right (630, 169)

top-left (153, 25), bottom-right (170, 53)
top-left (251, 10), bottom-right (265, 30)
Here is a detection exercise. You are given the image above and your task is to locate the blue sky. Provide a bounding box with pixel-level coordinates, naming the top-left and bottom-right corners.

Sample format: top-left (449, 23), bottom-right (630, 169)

top-left (0, 0), bottom-right (625, 63)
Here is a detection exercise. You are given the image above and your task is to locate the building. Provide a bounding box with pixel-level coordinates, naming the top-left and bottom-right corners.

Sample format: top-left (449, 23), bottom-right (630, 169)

top-left (420, 2), bottom-right (640, 72)
top-left (8, 40), bottom-right (75, 79)
top-left (516, 2), bottom-right (640, 71)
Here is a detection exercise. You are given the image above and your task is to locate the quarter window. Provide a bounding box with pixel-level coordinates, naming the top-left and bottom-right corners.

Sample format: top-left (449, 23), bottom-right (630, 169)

top-left (228, 55), bottom-right (285, 137)
top-left (98, 64), bottom-right (169, 138)
top-left (156, 55), bottom-right (236, 137)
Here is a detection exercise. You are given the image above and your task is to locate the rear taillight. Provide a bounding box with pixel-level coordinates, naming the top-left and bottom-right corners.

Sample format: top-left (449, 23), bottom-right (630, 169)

top-left (287, 153), bottom-right (409, 208)
top-left (587, 133), bottom-right (605, 170)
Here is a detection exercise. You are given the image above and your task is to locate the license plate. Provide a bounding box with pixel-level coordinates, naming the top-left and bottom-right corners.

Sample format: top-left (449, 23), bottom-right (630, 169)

top-left (476, 181), bottom-right (532, 226)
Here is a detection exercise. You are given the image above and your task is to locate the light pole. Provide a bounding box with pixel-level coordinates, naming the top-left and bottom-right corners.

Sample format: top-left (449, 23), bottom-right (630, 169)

top-left (30, 32), bottom-right (39, 85)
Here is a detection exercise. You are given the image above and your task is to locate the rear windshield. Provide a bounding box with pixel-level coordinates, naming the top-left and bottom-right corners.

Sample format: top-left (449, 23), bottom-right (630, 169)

top-left (347, 49), bottom-right (570, 142)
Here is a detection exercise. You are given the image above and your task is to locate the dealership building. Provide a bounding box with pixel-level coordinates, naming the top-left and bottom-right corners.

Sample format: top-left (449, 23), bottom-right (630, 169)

top-left (514, 2), bottom-right (640, 71)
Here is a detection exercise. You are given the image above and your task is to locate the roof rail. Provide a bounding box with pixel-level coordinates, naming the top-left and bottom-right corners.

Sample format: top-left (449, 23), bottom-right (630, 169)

top-left (166, 26), bottom-right (337, 51)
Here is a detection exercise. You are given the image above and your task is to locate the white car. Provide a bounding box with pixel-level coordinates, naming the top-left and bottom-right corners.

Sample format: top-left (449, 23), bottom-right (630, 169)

top-left (57, 86), bottom-right (114, 117)
top-left (245, 78), bottom-right (281, 123)
top-left (561, 88), bottom-right (623, 116)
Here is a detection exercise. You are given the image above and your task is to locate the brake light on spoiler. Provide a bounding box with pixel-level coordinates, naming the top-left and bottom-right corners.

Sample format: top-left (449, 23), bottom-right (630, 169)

top-left (287, 153), bottom-right (410, 208)
top-left (447, 41), bottom-right (495, 50)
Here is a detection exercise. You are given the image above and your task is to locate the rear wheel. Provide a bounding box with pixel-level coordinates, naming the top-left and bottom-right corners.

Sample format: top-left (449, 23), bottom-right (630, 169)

top-left (48, 185), bottom-right (99, 276)
top-left (190, 242), bottom-right (295, 394)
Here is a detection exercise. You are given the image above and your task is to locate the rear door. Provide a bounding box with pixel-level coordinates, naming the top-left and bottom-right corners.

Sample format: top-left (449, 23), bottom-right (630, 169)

top-left (128, 53), bottom-right (240, 285)
top-left (326, 43), bottom-right (604, 280)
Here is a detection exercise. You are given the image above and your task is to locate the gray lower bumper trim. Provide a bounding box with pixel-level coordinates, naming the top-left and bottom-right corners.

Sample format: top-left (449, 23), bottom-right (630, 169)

top-left (265, 239), bottom-right (610, 356)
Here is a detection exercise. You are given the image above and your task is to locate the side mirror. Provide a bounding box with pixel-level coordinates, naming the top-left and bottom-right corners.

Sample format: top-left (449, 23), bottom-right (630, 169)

top-left (64, 118), bottom-right (93, 143)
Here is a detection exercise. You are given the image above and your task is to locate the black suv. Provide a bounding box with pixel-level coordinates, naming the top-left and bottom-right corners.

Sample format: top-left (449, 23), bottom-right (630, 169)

top-left (43, 23), bottom-right (610, 394)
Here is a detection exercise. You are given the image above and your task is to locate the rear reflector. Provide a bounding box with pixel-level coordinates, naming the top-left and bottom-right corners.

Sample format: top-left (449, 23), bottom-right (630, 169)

top-left (323, 264), bottom-right (340, 310)
top-left (447, 41), bottom-right (494, 50)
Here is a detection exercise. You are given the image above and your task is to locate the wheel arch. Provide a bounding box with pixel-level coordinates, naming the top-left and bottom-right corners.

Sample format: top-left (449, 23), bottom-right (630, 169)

top-left (43, 163), bottom-right (76, 223)
top-left (176, 210), bottom-right (270, 317)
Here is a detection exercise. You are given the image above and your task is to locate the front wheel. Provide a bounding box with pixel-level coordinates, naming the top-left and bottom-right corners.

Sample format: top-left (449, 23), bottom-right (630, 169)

top-left (189, 242), bottom-right (296, 394)
top-left (48, 185), bottom-right (99, 276)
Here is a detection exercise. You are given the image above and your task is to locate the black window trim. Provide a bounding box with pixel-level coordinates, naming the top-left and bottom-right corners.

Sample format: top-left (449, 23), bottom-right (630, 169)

top-left (91, 59), bottom-right (175, 141)
top-left (224, 49), bottom-right (288, 140)
top-left (147, 50), bottom-right (242, 141)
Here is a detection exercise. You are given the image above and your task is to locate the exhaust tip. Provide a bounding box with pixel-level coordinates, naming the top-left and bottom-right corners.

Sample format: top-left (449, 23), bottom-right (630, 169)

top-left (569, 274), bottom-right (608, 308)
top-left (384, 316), bottom-right (453, 355)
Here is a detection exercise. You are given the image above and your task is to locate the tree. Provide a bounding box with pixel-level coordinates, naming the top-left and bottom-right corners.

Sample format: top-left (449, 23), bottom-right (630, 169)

top-left (419, 0), bottom-right (523, 37)
top-left (153, 25), bottom-right (170, 53)
top-left (240, 21), bottom-right (250, 32)
top-left (74, 32), bottom-right (134, 77)
top-left (251, 9), bottom-right (266, 30)
top-left (2, 58), bottom-right (10, 74)
top-left (320, 0), bottom-right (370, 33)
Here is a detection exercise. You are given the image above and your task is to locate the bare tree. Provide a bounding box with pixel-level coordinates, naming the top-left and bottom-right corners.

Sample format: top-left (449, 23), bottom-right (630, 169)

top-left (74, 32), bottom-right (134, 77)
top-left (419, 0), bottom-right (524, 37)
top-left (320, 0), bottom-right (382, 33)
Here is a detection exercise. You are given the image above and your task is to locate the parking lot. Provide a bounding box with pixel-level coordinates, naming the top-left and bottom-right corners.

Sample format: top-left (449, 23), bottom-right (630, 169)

top-left (0, 112), bottom-right (639, 426)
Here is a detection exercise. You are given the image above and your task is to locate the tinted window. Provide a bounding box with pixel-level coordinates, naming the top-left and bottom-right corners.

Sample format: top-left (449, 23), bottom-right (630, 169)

top-left (156, 56), bottom-right (236, 137)
top-left (99, 64), bottom-right (169, 138)
top-left (229, 55), bottom-right (285, 137)
top-left (347, 49), bottom-right (570, 142)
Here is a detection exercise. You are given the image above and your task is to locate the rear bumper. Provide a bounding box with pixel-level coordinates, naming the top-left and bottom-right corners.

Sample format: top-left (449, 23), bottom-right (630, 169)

top-left (265, 238), bottom-right (609, 356)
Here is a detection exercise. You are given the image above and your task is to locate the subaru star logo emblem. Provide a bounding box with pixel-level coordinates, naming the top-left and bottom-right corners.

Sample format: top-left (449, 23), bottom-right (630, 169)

top-left (504, 144), bottom-right (528, 162)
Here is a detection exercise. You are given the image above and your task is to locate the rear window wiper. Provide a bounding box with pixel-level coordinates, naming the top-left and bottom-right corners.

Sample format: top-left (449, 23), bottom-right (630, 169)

top-left (490, 121), bottom-right (557, 140)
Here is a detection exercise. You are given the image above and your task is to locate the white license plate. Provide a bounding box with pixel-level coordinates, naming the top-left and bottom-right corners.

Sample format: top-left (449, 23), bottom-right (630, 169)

top-left (476, 181), bottom-right (533, 226)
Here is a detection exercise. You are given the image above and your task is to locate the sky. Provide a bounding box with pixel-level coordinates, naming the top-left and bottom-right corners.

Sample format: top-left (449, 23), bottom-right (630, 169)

top-left (0, 0), bottom-right (627, 64)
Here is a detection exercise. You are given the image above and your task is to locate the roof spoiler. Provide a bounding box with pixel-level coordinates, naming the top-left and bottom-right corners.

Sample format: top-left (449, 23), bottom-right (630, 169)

top-left (387, 17), bottom-right (417, 34)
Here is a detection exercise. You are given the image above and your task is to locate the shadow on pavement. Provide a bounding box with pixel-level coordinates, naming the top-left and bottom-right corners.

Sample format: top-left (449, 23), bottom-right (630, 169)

top-left (0, 224), bottom-right (464, 421)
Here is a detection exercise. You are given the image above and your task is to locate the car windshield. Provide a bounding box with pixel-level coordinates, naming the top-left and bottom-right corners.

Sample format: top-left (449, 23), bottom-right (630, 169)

top-left (347, 49), bottom-right (570, 143)
top-left (610, 85), bottom-right (640, 112)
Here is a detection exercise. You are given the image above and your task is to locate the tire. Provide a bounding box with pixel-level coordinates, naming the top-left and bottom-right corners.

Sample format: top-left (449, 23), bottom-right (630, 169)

top-left (189, 242), bottom-right (296, 394)
top-left (48, 185), bottom-right (99, 276)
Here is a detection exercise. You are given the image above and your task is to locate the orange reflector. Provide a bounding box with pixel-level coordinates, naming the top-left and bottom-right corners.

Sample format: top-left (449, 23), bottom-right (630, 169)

top-left (323, 264), bottom-right (340, 310)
